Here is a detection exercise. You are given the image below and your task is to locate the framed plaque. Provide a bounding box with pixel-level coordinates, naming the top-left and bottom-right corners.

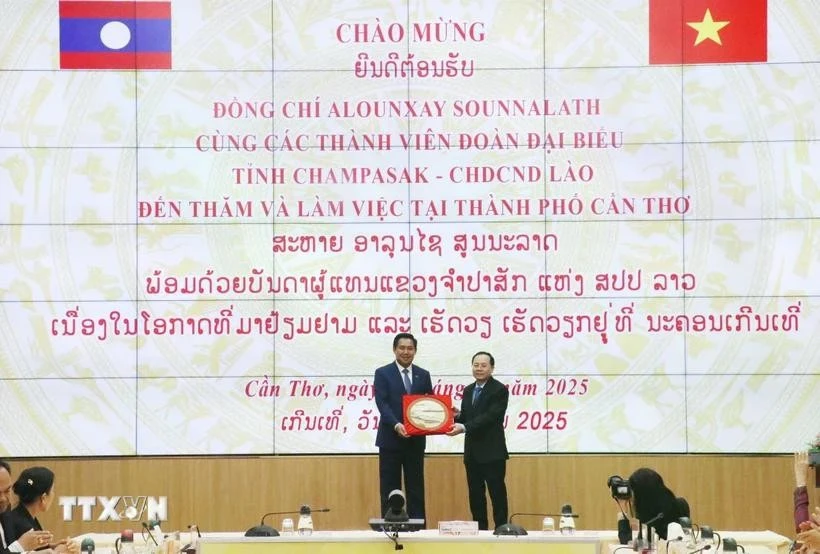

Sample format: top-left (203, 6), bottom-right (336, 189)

top-left (403, 394), bottom-right (454, 436)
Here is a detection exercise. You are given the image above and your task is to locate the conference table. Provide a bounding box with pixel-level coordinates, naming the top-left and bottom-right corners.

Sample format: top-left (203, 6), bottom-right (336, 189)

top-left (77, 529), bottom-right (793, 554)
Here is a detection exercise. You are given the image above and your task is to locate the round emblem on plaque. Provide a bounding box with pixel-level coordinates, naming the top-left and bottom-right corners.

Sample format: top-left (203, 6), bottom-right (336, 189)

top-left (406, 396), bottom-right (449, 431)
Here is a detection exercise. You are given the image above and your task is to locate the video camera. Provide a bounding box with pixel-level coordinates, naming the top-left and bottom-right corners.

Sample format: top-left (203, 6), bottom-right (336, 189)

top-left (607, 475), bottom-right (632, 500)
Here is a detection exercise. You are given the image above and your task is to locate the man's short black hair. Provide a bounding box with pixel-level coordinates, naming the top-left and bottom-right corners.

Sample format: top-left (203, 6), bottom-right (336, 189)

top-left (392, 332), bottom-right (417, 349)
top-left (472, 351), bottom-right (495, 367)
top-left (0, 460), bottom-right (10, 473)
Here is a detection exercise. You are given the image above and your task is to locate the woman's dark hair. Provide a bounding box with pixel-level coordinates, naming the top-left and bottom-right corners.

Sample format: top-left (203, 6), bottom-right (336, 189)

top-left (675, 496), bottom-right (690, 518)
top-left (13, 466), bottom-right (54, 505)
top-left (628, 467), bottom-right (686, 539)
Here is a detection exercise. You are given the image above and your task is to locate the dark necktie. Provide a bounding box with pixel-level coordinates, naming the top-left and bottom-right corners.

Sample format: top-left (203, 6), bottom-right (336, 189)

top-left (472, 385), bottom-right (482, 405)
top-left (402, 368), bottom-right (412, 394)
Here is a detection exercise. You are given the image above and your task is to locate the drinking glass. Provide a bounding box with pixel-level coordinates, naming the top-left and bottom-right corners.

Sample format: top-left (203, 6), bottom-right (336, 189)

top-left (542, 517), bottom-right (555, 533)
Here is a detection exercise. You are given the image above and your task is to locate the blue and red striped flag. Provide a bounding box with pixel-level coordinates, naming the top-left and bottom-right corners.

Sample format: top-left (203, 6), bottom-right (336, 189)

top-left (59, 1), bottom-right (172, 70)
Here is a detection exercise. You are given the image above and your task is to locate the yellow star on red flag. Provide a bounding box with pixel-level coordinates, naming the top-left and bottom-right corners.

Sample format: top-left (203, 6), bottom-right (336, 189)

top-left (648, 0), bottom-right (767, 64)
top-left (686, 8), bottom-right (730, 46)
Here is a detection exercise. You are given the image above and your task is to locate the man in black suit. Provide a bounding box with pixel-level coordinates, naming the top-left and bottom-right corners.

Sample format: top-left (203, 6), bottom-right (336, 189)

top-left (374, 333), bottom-right (433, 521)
top-left (446, 351), bottom-right (509, 531)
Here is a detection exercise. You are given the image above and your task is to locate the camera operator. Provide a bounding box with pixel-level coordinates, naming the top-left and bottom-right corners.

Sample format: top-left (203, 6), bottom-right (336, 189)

top-left (608, 468), bottom-right (689, 542)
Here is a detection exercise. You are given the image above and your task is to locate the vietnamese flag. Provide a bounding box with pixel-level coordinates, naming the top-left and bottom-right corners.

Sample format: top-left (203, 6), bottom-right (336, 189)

top-left (649, 0), bottom-right (767, 64)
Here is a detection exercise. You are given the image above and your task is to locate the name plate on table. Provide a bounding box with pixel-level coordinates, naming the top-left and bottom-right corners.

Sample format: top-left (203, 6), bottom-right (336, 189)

top-left (403, 394), bottom-right (454, 435)
top-left (438, 521), bottom-right (479, 536)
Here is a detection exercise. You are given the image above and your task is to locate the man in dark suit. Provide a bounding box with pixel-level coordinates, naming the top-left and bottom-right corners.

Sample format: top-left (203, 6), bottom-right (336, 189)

top-left (446, 351), bottom-right (509, 531)
top-left (374, 333), bottom-right (433, 521)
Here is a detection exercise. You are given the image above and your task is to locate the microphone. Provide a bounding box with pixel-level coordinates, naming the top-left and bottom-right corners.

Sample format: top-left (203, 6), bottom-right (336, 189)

top-left (141, 522), bottom-right (158, 546)
top-left (635, 512), bottom-right (663, 552)
top-left (699, 526), bottom-right (719, 543)
top-left (646, 513), bottom-right (665, 551)
top-left (665, 535), bottom-right (687, 554)
top-left (297, 505), bottom-right (314, 536)
top-left (510, 511), bottom-right (581, 520)
top-left (80, 538), bottom-right (95, 554)
top-left (559, 504), bottom-right (577, 535)
top-left (642, 512), bottom-right (664, 535)
top-left (722, 538), bottom-right (745, 553)
top-left (495, 511), bottom-right (580, 536)
top-left (180, 524), bottom-right (201, 554)
top-left (678, 517), bottom-right (696, 546)
top-left (245, 508), bottom-right (331, 537)
top-left (688, 545), bottom-right (713, 554)
top-left (644, 512), bottom-right (665, 526)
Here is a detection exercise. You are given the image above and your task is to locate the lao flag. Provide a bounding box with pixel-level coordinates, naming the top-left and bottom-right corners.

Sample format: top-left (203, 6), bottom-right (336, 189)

top-left (649, 0), bottom-right (767, 65)
top-left (59, 1), bottom-right (172, 69)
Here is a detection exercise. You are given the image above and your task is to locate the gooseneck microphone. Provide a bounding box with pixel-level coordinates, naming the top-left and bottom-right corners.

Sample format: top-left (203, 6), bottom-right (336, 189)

top-left (510, 511), bottom-right (581, 522)
top-left (644, 512), bottom-right (665, 526)
top-left (245, 507), bottom-right (331, 537)
top-left (181, 524), bottom-right (202, 554)
top-left (635, 512), bottom-right (664, 551)
top-left (141, 522), bottom-right (158, 546)
top-left (262, 507), bottom-right (331, 525)
top-left (495, 511), bottom-right (580, 536)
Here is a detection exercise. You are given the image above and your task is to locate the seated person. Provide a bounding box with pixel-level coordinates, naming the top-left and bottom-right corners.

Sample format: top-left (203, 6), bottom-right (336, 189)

top-left (628, 467), bottom-right (689, 540)
top-left (0, 460), bottom-right (53, 553)
top-left (1, 467), bottom-right (55, 547)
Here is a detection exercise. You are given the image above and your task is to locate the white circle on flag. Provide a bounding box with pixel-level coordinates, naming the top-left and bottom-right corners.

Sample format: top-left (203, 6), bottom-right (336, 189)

top-left (100, 21), bottom-right (131, 50)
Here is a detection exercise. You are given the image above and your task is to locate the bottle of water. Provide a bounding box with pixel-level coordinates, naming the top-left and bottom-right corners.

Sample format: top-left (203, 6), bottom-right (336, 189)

top-left (297, 505), bottom-right (314, 536)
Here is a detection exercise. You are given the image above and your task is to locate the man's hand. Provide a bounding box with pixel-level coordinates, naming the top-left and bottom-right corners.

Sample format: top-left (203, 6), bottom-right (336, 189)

top-left (18, 529), bottom-right (53, 551)
top-left (394, 423), bottom-right (409, 438)
top-left (797, 527), bottom-right (820, 552)
top-left (445, 423), bottom-right (465, 436)
top-left (795, 452), bottom-right (810, 487)
top-left (53, 538), bottom-right (79, 554)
